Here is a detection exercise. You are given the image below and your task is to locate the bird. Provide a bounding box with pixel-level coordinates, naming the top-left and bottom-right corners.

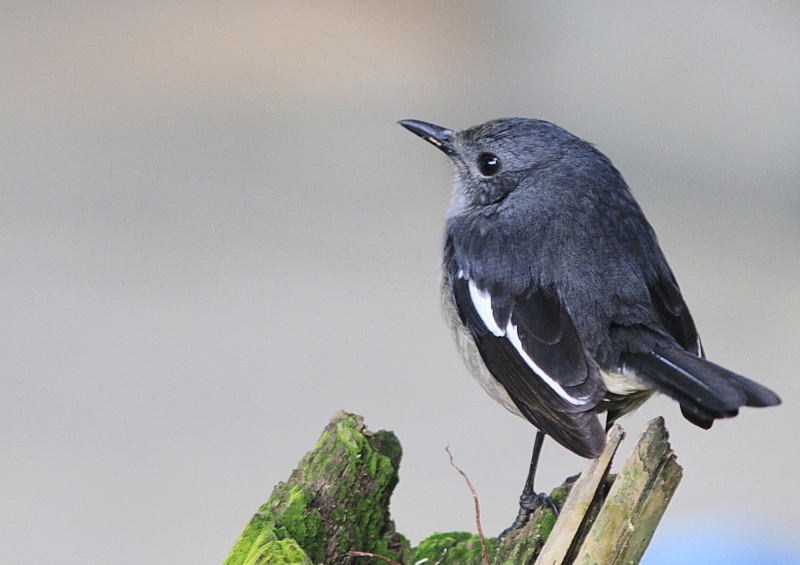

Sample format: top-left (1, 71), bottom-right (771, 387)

top-left (398, 117), bottom-right (781, 533)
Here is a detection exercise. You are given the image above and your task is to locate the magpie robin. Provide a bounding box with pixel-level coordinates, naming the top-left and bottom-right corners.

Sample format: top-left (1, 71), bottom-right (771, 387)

top-left (398, 117), bottom-right (781, 532)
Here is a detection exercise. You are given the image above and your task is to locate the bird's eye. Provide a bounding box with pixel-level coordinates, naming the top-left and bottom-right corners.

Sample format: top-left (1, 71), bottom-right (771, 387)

top-left (477, 153), bottom-right (501, 176)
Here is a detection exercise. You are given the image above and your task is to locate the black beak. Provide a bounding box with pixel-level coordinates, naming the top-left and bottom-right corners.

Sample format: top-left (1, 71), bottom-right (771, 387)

top-left (398, 119), bottom-right (455, 156)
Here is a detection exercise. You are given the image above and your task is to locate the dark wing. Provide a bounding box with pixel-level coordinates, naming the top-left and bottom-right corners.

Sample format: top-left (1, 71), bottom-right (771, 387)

top-left (649, 269), bottom-right (703, 356)
top-left (451, 271), bottom-right (607, 458)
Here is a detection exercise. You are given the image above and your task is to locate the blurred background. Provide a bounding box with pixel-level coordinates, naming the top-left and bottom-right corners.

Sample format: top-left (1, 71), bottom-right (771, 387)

top-left (2, 2), bottom-right (799, 564)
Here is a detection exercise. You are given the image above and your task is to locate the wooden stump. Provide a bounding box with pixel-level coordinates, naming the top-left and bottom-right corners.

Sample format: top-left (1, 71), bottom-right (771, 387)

top-left (224, 412), bottom-right (681, 565)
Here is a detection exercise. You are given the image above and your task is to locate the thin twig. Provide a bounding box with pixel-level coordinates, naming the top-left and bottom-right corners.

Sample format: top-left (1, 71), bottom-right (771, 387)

top-left (445, 445), bottom-right (490, 565)
top-left (345, 550), bottom-right (402, 564)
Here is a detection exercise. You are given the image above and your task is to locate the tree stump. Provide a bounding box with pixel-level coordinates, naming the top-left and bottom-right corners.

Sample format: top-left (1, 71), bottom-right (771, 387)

top-left (224, 411), bottom-right (681, 564)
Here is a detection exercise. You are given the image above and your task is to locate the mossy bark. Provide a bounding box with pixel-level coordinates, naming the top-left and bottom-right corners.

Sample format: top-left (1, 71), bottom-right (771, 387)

top-left (224, 411), bottom-right (409, 565)
top-left (224, 412), bottom-right (680, 565)
top-left (571, 417), bottom-right (683, 564)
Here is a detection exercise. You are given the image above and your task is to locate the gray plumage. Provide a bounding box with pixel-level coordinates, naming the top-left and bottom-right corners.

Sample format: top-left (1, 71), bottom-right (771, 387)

top-left (400, 117), bottom-right (780, 460)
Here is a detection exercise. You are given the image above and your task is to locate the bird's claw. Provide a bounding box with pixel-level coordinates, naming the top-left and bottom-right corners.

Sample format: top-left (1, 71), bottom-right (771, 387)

top-left (499, 492), bottom-right (559, 538)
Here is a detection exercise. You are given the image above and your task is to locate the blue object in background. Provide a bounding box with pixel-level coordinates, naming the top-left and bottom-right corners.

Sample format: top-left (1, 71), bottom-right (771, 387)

top-left (644, 517), bottom-right (800, 565)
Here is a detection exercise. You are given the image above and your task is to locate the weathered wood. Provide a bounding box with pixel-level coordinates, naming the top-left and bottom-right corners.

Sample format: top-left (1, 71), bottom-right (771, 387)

top-left (224, 412), bottom-right (681, 565)
top-left (223, 411), bottom-right (409, 565)
top-left (572, 417), bottom-right (682, 565)
top-left (535, 425), bottom-right (625, 565)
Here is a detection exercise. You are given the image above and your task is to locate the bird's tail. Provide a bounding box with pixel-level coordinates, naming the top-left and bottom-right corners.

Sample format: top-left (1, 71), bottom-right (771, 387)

top-left (621, 347), bottom-right (781, 429)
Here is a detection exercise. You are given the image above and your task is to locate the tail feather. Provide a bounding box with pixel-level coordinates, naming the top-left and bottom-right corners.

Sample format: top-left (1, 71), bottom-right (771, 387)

top-left (621, 347), bottom-right (781, 429)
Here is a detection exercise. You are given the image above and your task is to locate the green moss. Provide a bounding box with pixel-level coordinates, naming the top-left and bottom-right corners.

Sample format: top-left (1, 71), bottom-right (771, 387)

top-left (412, 531), bottom-right (498, 565)
top-left (224, 514), bottom-right (313, 565)
top-left (535, 482), bottom-right (569, 541)
top-left (276, 485), bottom-right (324, 560)
top-left (242, 538), bottom-right (313, 565)
top-left (370, 429), bottom-right (403, 467)
top-left (224, 513), bottom-right (274, 565)
top-left (225, 412), bottom-right (409, 564)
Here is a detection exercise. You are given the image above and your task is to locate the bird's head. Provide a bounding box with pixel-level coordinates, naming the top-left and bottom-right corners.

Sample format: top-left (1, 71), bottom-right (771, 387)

top-left (399, 117), bottom-right (593, 212)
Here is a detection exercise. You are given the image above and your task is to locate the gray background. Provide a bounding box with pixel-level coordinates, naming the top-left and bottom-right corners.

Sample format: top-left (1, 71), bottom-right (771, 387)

top-left (2, 3), bottom-right (799, 564)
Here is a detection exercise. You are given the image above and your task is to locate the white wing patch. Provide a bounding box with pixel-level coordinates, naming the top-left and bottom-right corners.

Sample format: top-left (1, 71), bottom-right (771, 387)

top-left (467, 278), bottom-right (589, 406)
top-left (467, 280), bottom-right (505, 337)
top-left (505, 324), bottom-right (589, 406)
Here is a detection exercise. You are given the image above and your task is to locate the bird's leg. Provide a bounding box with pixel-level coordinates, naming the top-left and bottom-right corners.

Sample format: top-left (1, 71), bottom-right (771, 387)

top-left (500, 430), bottom-right (558, 537)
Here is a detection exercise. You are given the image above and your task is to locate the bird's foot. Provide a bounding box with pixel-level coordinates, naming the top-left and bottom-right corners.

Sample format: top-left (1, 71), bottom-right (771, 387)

top-left (499, 492), bottom-right (559, 539)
